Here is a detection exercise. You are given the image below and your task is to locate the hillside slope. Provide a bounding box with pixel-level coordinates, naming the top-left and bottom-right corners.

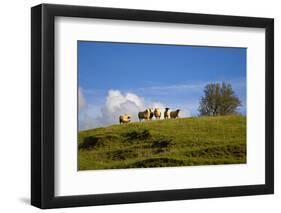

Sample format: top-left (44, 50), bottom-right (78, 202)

top-left (78, 115), bottom-right (246, 170)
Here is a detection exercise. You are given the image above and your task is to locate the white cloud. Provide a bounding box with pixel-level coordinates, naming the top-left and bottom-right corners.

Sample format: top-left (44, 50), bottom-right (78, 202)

top-left (96, 90), bottom-right (150, 125)
top-left (78, 87), bottom-right (86, 109)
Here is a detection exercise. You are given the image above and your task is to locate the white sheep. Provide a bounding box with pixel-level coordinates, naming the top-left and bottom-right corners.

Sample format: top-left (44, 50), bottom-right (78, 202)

top-left (154, 108), bottom-right (161, 119)
top-left (119, 114), bottom-right (131, 124)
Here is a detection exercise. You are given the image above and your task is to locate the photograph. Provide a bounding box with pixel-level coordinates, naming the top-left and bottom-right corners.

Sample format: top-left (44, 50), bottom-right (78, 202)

top-left (78, 41), bottom-right (247, 171)
top-left (30, 3), bottom-right (274, 209)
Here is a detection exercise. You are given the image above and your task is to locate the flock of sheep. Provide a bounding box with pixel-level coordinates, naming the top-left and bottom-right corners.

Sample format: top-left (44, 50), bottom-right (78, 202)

top-left (119, 108), bottom-right (181, 124)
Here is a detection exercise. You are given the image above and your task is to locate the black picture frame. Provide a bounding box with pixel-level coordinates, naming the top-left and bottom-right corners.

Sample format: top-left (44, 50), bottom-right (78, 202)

top-left (31, 3), bottom-right (274, 209)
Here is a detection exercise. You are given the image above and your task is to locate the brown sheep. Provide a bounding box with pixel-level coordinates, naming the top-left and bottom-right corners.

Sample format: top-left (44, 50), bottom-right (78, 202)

top-left (154, 108), bottom-right (161, 119)
top-left (170, 109), bottom-right (180, 119)
top-left (138, 109), bottom-right (150, 121)
top-left (119, 114), bottom-right (131, 124)
top-left (164, 108), bottom-right (170, 119)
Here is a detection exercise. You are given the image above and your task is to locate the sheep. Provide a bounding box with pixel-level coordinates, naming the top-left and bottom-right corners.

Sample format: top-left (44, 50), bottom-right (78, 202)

top-left (149, 108), bottom-right (154, 120)
top-left (119, 114), bottom-right (131, 124)
top-left (164, 108), bottom-right (170, 119)
top-left (154, 108), bottom-right (161, 119)
top-left (138, 109), bottom-right (150, 121)
top-left (170, 109), bottom-right (180, 119)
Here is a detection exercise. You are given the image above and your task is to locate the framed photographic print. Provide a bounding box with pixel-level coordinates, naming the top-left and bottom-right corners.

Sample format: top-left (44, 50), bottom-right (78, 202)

top-left (31, 4), bottom-right (274, 209)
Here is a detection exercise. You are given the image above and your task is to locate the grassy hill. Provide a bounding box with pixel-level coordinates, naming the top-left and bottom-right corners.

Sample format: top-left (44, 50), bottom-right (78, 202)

top-left (78, 115), bottom-right (246, 170)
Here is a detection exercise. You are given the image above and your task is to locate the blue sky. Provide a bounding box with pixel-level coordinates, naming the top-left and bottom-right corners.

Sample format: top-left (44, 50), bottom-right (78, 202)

top-left (78, 41), bottom-right (246, 130)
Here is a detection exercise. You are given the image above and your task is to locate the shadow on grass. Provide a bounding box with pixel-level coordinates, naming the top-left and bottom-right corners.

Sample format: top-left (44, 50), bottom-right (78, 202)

top-left (123, 130), bottom-right (151, 142)
top-left (79, 136), bottom-right (104, 150)
top-left (106, 149), bottom-right (138, 160)
top-left (129, 157), bottom-right (185, 168)
top-left (185, 144), bottom-right (246, 158)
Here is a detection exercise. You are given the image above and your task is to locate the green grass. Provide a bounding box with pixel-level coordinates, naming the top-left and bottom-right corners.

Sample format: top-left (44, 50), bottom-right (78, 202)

top-left (78, 115), bottom-right (246, 170)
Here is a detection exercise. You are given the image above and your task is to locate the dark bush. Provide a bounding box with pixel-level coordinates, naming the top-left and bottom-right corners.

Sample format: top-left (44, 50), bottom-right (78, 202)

top-left (151, 138), bottom-right (174, 148)
top-left (151, 138), bottom-right (174, 154)
top-left (79, 136), bottom-right (103, 150)
top-left (124, 130), bottom-right (151, 141)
